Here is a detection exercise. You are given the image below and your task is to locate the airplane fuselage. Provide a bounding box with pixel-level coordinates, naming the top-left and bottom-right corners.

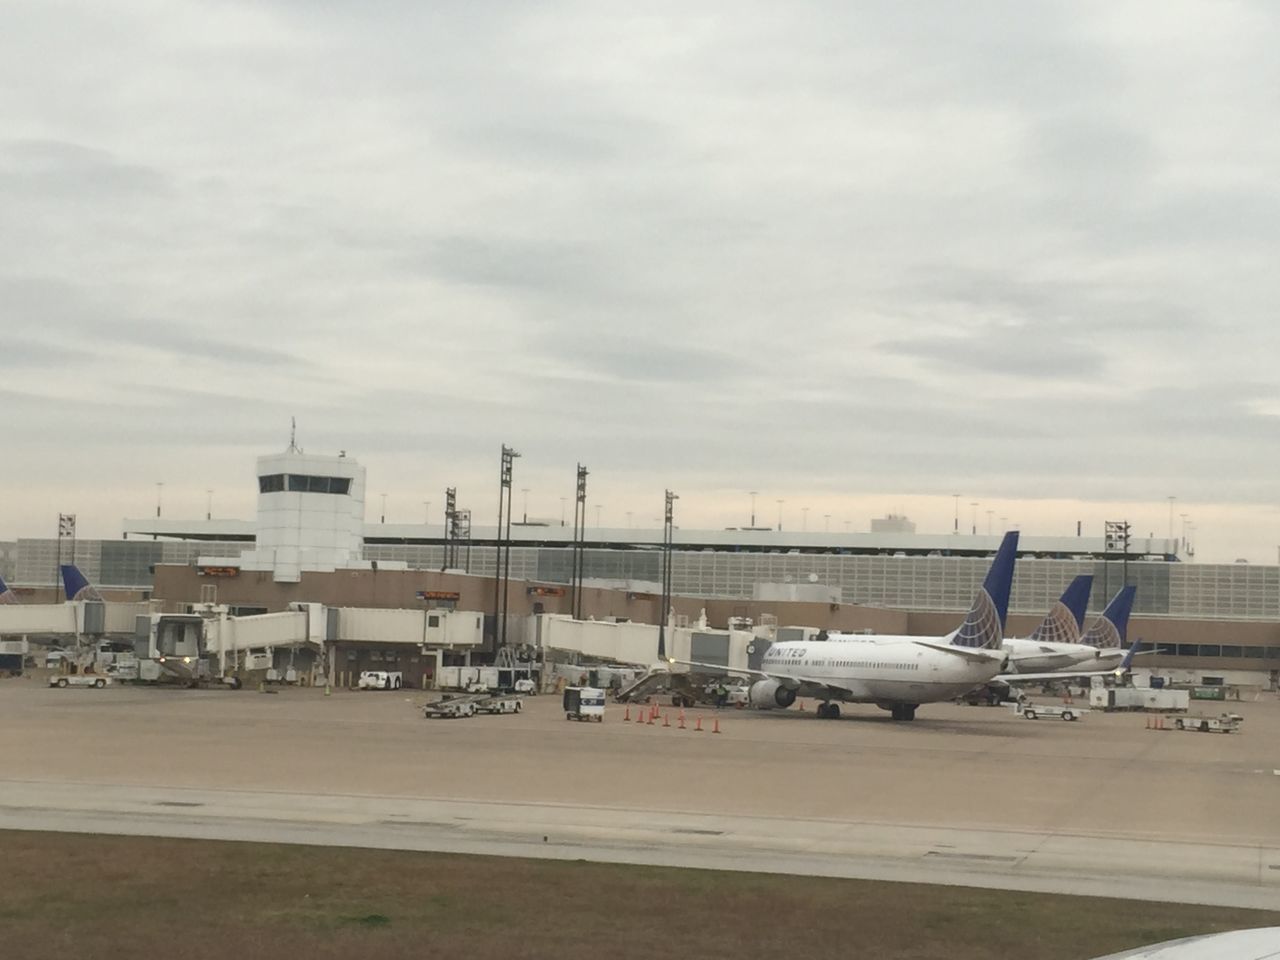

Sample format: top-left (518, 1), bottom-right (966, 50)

top-left (1002, 637), bottom-right (1101, 673)
top-left (762, 635), bottom-right (1005, 706)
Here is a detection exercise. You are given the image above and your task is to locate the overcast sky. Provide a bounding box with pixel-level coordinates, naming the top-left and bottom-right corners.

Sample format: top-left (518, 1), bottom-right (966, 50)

top-left (2, 1), bottom-right (1278, 562)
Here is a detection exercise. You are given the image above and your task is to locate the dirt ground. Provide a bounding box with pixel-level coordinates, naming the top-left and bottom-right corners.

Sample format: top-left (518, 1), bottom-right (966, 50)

top-left (2, 830), bottom-right (1277, 960)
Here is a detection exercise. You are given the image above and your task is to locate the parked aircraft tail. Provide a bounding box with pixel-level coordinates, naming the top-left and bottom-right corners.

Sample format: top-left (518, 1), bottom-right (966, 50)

top-left (1081, 585), bottom-right (1137, 650)
top-left (951, 531), bottom-right (1019, 649)
top-left (60, 564), bottom-right (103, 602)
top-left (1026, 575), bottom-right (1092, 645)
top-left (0, 573), bottom-right (17, 604)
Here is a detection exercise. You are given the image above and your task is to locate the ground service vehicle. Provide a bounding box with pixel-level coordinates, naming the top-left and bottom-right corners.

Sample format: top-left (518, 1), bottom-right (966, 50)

top-left (423, 696), bottom-right (477, 719)
top-left (49, 675), bottom-right (111, 689)
top-left (357, 670), bottom-right (403, 690)
top-left (1170, 713), bottom-right (1243, 733)
top-left (1015, 702), bottom-right (1085, 721)
top-left (564, 686), bottom-right (605, 722)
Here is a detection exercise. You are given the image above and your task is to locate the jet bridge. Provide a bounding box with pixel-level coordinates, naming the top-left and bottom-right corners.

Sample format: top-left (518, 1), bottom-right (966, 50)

top-left (0, 600), bottom-right (159, 639)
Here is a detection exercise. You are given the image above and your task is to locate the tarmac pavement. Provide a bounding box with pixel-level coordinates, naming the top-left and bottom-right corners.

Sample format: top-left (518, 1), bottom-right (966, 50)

top-left (1, 681), bottom-right (1277, 907)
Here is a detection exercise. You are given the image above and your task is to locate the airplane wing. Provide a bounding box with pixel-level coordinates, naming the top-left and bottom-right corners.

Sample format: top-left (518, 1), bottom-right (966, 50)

top-left (995, 668), bottom-right (1122, 685)
top-left (910, 639), bottom-right (1005, 664)
top-left (996, 638), bottom-right (1145, 684)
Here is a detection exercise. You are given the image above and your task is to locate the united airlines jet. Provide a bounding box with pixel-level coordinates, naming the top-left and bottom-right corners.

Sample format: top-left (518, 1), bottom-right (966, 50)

top-left (995, 585), bottom-right (1140, 686)
top-left (676, 531), bottom-right (1020, 721)
top-left (1003, 575), bottom-right (1094, 673)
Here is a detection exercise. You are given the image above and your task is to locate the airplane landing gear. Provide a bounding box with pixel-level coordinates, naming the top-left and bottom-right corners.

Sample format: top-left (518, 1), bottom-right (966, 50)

top-left (817, 702), bottom-right (841, 719)
top-left (889, 703), bottom-right (918, 721)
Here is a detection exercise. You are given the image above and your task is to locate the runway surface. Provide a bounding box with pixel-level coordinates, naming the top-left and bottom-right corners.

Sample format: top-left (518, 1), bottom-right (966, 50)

top-left (2, 682), bottom-right (1278, 908)
top-left (2, 778), bottom-right (1277, 909)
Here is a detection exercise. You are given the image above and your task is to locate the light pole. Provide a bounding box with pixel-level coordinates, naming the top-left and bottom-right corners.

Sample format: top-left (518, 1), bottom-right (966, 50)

top-left (1180, 513), bottom-right (1189, 552)
top-left (559, 497), bottom-right (567, 527)
top-left (776, 499), bottom-right (785, 531)
top-left (749, 491), bottom-right (758, 528)
top-left (970, 501), bottom-right (978, 536)
top-left (823, 513), bottom-right (831, 532)
top-left (380, 493), bottom-right (387, 524)
top-left (986, 509), bottom-right (993, 535)
top-left (206, 489), bottom-right (213, 521)
top-left (595, 504), bottom-right (603, 528)
top-left (1167, 496), bottom-right (1176, 542)
top-left (155, 482), bottom-right (164, 519)
top-left (952, 493), bottom-right (960, 534)
top-left (659, 490), bottom-right (678, 659)
top-left (521, 487), bottom-right (530, 523)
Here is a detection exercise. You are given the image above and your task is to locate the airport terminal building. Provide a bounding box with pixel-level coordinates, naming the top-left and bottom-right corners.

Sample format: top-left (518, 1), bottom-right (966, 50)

top-left (3, 447), bottom-right (1279, 683)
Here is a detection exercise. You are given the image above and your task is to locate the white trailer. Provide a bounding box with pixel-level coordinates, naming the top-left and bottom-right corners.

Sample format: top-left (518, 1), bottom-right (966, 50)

top-left (475, 695), bottom-right (523, 715)
top-left (1014, 702), bottom-right (1086, 721)
top-left (423, 695), bottom-right (479, 719)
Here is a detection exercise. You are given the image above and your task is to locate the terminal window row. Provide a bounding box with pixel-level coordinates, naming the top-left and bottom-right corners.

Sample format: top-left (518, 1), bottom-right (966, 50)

top-left (258, 474), bottom-right (352, 495)
top-left (1155, 644), bottom-right (1280, 659)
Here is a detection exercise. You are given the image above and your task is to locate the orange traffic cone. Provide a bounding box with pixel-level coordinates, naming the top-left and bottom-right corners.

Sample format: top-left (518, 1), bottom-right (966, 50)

top-left (712, 717), bottom-right (721, 734)
top-left (678, 714), bottom-right (686, 729)
top-left (647, 710), bottom-right (655, 725)
top-left (695, 716), bottom-right (703, 732)
top-left (624, 706), bottom-right (631, 722)
top-left (635, 709), bottom-right (644, 724)
top-left (663, 714), bottom-right (670, 728)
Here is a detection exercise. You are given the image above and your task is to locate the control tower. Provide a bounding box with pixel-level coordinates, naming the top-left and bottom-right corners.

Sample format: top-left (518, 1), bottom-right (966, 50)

top-left (236, 447), bottom-right (367, 582)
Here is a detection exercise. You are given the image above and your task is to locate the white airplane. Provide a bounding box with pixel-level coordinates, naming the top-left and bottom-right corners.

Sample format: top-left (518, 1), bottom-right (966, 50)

top-left (1003, 575), bottom-right (1093, 673)
top-left (994, 585), bottom-right (1141, 688)
top-left (1084, 585), bottom-right (1139, 666)
top-left (673, 530), bottom-right (1020, 722)
top-left (0, 573), bottom-right (18, 604)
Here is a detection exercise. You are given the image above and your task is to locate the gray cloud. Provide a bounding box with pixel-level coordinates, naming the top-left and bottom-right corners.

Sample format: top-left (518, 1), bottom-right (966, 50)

top-left (0, 1), bottom-right (1278, 559)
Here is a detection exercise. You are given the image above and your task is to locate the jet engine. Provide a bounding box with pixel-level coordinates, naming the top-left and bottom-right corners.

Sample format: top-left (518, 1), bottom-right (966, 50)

top-left (749, 679), bottom-right (797, 709)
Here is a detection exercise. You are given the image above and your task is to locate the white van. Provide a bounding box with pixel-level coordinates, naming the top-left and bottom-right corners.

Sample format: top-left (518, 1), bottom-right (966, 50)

top-left (357, 670), bottom-right (403, 690)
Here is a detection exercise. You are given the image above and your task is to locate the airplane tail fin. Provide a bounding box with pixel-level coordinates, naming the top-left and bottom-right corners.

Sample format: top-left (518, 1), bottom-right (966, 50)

top-left (950, 531), bottom-right (1019, 649)
top-left (1026, 575), bottom-right (1092, 645)
top-left (60, 564), bottom-right (103, 602)
top-left (1082, 585), bottom-right (1137, 650)
top-left (0, 573), bottom-right (16, 604)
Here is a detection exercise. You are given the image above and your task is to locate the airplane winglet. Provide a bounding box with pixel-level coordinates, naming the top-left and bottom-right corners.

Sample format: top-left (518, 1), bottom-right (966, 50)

top-left (1117, 636), bottom-right (1142, 672)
